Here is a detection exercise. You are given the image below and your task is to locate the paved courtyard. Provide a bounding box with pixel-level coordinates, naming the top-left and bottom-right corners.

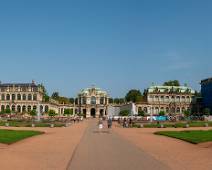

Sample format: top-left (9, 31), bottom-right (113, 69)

top-left (67, 119), bottom-right (168, 170)
top-left (0, 120), bottom-right (212, 170)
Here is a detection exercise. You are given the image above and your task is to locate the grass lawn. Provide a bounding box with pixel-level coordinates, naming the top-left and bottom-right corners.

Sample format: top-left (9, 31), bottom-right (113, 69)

top-left (0, 120), bottom-right (65, 127)
top-left (0, 129), bottom-right (43, 144)
top-left (155, 130), bottom-right (212, 144)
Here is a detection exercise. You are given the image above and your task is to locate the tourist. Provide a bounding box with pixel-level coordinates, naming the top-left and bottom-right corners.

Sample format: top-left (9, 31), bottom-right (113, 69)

top-left (107, 117), bottom-right (112, 128)
top-left (98, 117), bottom-right (103, 130)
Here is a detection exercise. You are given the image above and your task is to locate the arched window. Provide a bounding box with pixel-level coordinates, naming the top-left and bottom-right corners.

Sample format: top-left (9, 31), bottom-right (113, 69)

top-left (166, 107), bottom-right (169, 113)
top-left (166, 96), bottom-right (169, 102)
top-left (12, 105), bottom-right (16, 112)
top-left (27, 105), bottom-right (31, 112)
top-left (33, 94), bottom-right (37, 101)
top-left (22, 105), bottom-right (26, 112)
top-left (100, 97), bottom-right (104, 104)
top-left (91, 96), bottom-right (96, 105)
top-left (82, 98), bottom-right (86, 104)
top-left (33, 105), bottom-right (37, 111)
top-left (17, 94), bottom-right (21, 100)
top-left (6, 94), bottom-right (10, 100)
top-left (155, 107), bottom-right (159, 114)
top-left (171, 96), bottom-right (175, 102)
top-left (1, 94), bottom-right (5, 100)
top-left (22, 94), bottom-right (26, 100)
top-left (6, 105), bottom-right (10, 110)
top-left (1, 105), bottom-right (5, 111)
top-left (176, 96), bottom-right (180, 102)
top-left (177, 107), bottom-right (180, 113)
top-left (12, 94), bottom-right (16, 101)
top-left (143, 107), bottom-right (147, 113)
top-left (28, 94), bottom-right (32, 101)
top-left (17, 105), bottom-right (21, 113)
top-left (45, 105), bottom-right (49, 113)
top-left (186, 96), bottom-right (190, 102)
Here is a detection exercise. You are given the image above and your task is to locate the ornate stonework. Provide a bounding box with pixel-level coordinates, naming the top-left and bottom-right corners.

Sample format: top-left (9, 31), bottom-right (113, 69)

top-left (77, 86), bottom-right (109, 118)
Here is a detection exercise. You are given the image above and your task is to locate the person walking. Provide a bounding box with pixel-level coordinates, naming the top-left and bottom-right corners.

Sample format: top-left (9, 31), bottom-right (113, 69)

top-left (98, 117), bottom-right (103, 131)
top-left (107, 117), bottom-right (112, 128)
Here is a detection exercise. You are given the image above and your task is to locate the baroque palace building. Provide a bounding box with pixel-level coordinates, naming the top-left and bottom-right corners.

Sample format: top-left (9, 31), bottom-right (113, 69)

top-left (136, 85), bottom-right (195, 115)
top-left (76, 86), bottom-right (109, 118)
top-left (0, 81), bottom-right (196, 117)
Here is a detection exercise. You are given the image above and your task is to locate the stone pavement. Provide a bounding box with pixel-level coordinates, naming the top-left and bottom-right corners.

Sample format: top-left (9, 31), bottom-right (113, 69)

top-left (0, 121), bottom-right (88, 170)
top-left (67, 119), bottom-right (169, 170)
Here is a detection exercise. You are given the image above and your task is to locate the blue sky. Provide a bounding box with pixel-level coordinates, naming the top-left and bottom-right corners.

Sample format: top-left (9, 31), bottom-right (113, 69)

top-left (0, 0), bottom-right (211, 97)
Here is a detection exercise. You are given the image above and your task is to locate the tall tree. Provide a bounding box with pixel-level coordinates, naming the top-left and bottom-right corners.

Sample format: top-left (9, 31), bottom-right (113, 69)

top-left (51, 92), bottom-right (59, 99)
top-left (125, 89), bottom-right (142, 103)
top-left (163, 80), bottom-right (180, 86)
top-left (69, 98), bottom-right (75, 104)
top-left (38, 84), bottom-right (50, 102)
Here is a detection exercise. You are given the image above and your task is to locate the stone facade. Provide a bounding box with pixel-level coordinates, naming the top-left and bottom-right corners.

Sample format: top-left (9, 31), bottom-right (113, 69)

top-left (0, 82), bottom-right (196, 117)
top-left (136, 86), bottom-right (195, 115)
top-left (77, 87), bottom-right (109, 118)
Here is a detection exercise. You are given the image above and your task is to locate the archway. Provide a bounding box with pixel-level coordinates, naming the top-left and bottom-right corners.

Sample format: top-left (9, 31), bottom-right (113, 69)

top-left (83, 109), bottom-right (87, 118)
top-left (91, 108), bottom-right (96, 118)
top-left (100, 109), bottom-right (104, 117)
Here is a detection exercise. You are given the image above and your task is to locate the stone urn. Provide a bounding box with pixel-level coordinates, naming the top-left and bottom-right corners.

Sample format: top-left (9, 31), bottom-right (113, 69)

top-left (5, 123), bottom-right (9, 127)
top-left (50, 124), bottom-right (54, 128)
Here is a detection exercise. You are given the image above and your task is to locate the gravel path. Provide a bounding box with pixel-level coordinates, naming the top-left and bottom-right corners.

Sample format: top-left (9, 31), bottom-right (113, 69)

top-left (114, 125), bottom-right (212, 170)
top-left (68, 119), bottom-right (169, 170)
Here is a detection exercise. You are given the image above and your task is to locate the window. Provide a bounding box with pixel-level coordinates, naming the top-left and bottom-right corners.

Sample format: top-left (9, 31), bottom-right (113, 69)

top-left (100, 97), bottom-right (104, 104)
top-left (28, 94), bottom-right (32, 100)
top-left (82, 98), bottom-right (86, 104)
top-left (12, 94), bottom-right (15, 100)
top-left (12, 105), bottom-right (16, 112)
top-left (23, 94), bottom-right (26, 100)
top-left (91, 96), bottom-right (96, 105)
top-left (17, 94), bottom-right (21, 100)
top-left (1, 105), bottom-right (5, 111)
top-left (33, 94), bottom-right (37, 101)
top-left (27, 105), bottom-right (31, 112)
top-left (22, 105), bottom-right (26, 112)
top-left (1, 94), bottom-right (5, 100)
top-left (6, 94), bottom-right (10, 100)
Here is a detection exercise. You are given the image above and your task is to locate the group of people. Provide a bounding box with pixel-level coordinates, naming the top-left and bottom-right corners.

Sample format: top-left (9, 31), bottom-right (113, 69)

top-left (98, 117), bottom-right (113, 130)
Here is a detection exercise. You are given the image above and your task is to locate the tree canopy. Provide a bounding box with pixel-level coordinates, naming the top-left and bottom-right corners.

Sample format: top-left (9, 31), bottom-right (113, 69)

top-left (119, 110), bottom-right (130, 116)
top-left (125, 89), bottom-right (142, 103)
top-left (163, 80), bottom-right (180, 86)
top-left (39, 84), bottom-right (50, 102)
top-left (48, 110), bottom-right (57, 117)
top-left (51, 92), bottom-right (73, 104)
top-left (64, 109), bottom-right (73, 116)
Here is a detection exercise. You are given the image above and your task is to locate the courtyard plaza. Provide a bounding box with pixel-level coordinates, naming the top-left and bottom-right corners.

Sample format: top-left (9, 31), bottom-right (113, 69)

top-left (0, 119), bottom-right (211, 169)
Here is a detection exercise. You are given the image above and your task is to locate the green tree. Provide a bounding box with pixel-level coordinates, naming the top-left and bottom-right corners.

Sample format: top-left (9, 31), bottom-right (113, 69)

top-left (64, 109), bottom-right (73, 116)
top-left (39, 84), bottom-right (50, 102)
top-left (114, 98), bottom-right (120, 104)
top-left (48, 110), bottom-right (57, 117)
top-left (184, 110), bottom-right (191, 117)
top-left (125, 89), bottom-right (142, 103)
top-left (163, 80), bottom-right (180, 86)
top-left (119, 98), bottom-right (125, 104)
top-left (29, 109), bottom-right (37, 117)
top-left (5, 108), bottom-right (11, 114)
top-left (159, 111), bottom-right (165, 116)
top-left (138, 110), bottom-right (145, 116)
top-left (29, 109), bottom-right (37, 123)
top-left (119, 110), bottom-right (130, 116)
top-left (51, 92), bottom-right (59, 99)
top-left (109, 98), bottom-right (114, 104)
top-left (69, 98), bottom-right (75, 104)
top-left (203, 108), bottom-right (210, 116)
